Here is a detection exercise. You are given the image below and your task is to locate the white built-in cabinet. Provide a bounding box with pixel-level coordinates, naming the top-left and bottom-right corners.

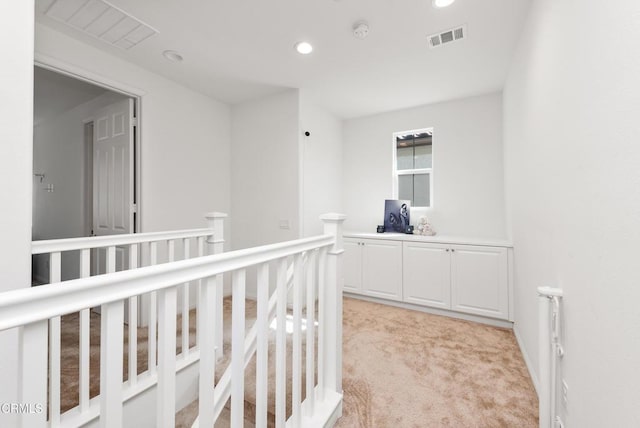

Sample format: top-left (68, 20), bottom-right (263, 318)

top-left (343, 238), bottom-right (402, 301)
top-left (344, 234), bottom-right (513, 322)
top-left (403, 242), bottom-right (451, 309)
top-left (450, 244), bottom-right (508, 319)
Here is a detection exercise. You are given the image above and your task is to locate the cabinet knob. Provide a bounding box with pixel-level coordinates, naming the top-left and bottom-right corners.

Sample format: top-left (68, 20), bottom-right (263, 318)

top-left (446, 249), bottom-right (450, 252)
top-left (451, 249), bottom-right (455, 252)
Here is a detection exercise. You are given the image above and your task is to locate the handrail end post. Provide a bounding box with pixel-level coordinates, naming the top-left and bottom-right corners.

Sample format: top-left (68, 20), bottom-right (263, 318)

top-left (320, 213), bottom-right (346, 396)
top-left (204, 212), bottom-right (227, 254)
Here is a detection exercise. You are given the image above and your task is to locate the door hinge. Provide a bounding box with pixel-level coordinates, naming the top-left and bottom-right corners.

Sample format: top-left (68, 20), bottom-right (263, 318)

top-left (132, 118), bottom-right (138, 126)
top-left (132, 204), bottom-right (138, 213)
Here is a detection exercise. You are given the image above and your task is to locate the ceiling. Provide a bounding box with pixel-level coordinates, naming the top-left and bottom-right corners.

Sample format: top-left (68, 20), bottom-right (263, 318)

top-left (35, 0), bottom-right (531, 119)
top-left (34, 66), bottom-right (107, 125)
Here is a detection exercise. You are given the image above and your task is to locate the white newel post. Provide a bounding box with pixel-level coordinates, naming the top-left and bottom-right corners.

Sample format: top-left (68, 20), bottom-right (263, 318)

top-left (320, 213), bottom-right (346, 396)
top-left (205, 212), bottom-right (227, 359)
top-left (538, 291), bottom-right (551, 428)
top-left (537, 286), bottom-right (563, 428)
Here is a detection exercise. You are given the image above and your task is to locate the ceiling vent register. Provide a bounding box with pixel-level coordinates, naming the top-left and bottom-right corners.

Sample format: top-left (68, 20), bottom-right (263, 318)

top-left (428, 24), bottom-right (466, 49)
top-left (45, 0), bottom-right (159, 50)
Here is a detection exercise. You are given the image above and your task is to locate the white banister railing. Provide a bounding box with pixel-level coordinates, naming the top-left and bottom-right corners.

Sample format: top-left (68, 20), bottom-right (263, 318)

top-left (31, 228), bottom-right (216, 254)
top-left (11, 213), bottom-right (345, 428)
top-left (26, 213), bottom-right (223, 428)
top-left (538, 286), bottom-right (564, 428)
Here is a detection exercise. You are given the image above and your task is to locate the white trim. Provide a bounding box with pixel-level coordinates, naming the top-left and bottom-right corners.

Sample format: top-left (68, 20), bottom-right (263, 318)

top-left (34, 52), bottom-right (144, 234)
top-left (344, 293), bottom-right (514, 329)
top-left (3, 235), bottom-right (334, 330)
top-left (344, 231), bottom-right (513, 248)
top-left (286, 389), bottom-right (342, 428)
top-left (34, 53), bottom-right (145, 97)
top-left (59, 351), bottom-right (199, 427)
top-left (391, 127), bottom-right (434, 208)
top-left (32, 228), bottom-right (215, 254)
top-left (514, 323), bottom-right (540, 397)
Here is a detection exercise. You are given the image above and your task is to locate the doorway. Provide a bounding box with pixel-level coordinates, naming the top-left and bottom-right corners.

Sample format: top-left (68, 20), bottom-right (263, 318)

top-left (32, 65), bottom-right (141, 282)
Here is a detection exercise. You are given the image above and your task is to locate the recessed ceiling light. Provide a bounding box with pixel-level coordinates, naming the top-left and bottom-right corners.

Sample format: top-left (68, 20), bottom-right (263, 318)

top-left (163, 50), bottom-right (183, 62)
top-left (294, 41), bottom-right (313, 55)
top-left (432, 0), bottom-right (455, 8)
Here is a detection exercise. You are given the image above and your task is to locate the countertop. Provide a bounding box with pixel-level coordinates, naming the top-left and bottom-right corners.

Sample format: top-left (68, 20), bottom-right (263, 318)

top-left (343, 231), bottom-right (513, 248)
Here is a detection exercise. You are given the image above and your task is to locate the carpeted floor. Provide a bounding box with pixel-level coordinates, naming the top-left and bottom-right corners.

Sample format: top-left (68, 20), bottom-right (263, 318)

top-left (336, 298), bottom-right (538, 428)
top-left (59, 297), bottom-right (537, 427)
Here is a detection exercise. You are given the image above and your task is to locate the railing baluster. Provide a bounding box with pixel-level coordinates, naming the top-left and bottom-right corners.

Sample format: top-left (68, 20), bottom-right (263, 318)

top-left (231, 269), bottom-right (246, 427)
top-left (128, 244), bottom-right (138, 386)
top-left (79, 249), bottom-right (91, 413)
top-left (49, 251), bottom-right (61, 427)
top-left (317, 247), bottom-right (328, 402)
top-left (157, 283), bottom-right (177, 428)
top-left (99, 299), bottom-right (124, 428)
top-left (198, 274), bottom-right (217, 427)
top-left (149, 241), bottom-right (158, 374)
top-left (275, 258), bottom-right (288, 427)
top-left (102, 243), bottom-right (122, 428)
top-left (19, 320), bottom-right (48, 428)
top-left (292, 253), bottom-right (304, 426)
top-left (256, 263), bottom-right (269, 428)
top-left (306, 250), bottom-right (317, 415)
top-left (196, 236), bottom-right (205, 349)
top-left (182, 238), bottom-right (190, 356)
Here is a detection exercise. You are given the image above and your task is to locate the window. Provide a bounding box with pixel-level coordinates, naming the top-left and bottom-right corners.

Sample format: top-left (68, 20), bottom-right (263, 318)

top-left (393, 128), bottom-right (433, 207)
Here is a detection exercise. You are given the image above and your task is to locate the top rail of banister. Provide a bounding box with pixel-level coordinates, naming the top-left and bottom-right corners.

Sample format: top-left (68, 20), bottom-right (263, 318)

top-left (31, 228), bottom-right (215, 254)
top-left (1, 234), bottom-right (334, 331)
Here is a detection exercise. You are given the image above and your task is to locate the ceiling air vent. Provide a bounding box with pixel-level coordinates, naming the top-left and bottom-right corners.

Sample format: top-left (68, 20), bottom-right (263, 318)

top-left (428, 24), bottom-right (466, 49)
top-left (45, 0), bottom-right (159, 50)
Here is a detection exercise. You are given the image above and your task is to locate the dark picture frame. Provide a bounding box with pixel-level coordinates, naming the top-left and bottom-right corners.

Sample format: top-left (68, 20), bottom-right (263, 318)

top-left (384, 199), bottom-right (411, 233)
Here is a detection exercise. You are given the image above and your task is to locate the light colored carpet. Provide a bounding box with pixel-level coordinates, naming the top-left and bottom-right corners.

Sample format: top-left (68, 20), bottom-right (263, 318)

top-left (336, 298), bottom-right (538, 428)
top-left (59, 297), bottom-right (537, 427)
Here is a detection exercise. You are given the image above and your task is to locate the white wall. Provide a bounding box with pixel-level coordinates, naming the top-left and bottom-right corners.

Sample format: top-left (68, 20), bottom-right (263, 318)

top-left (299, 91), bottom-right (343, 237)
top-left (32, 91), bottom-right (127, 281)
top-left (230, 89), bottom-right (300, 251)
top-left (35, 24), bottom-right (232, 240)
top-left (343, 93), bottom-right (506, 238)
top-left (0, 2), bottom-right (34, 426)
top-left (504, 0), bottom-right (640, 425)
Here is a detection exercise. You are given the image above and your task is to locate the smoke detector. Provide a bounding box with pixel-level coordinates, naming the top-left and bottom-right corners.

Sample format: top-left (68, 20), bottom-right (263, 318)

top-left (428, 24), bottom-right (466, 49)
top-left (353, 22), bottom-right (370, 39)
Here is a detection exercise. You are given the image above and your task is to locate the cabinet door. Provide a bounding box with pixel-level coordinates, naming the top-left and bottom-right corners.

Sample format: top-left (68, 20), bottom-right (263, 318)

top-left (343, 238), bottom-right (363, 293)
top-left (451, 245), bottom-right (508, 319)
top-left (362, 239), bottom-right (403, 301)
top-left (403, 242), bottom-right (451, 309)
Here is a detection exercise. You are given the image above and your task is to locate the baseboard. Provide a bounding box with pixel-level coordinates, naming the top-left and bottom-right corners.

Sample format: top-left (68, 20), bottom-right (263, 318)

top-left (288, 389), bottom-right (342, 428)
top-left (513, 323), bottom-right (539, 397)
top-left (344, 293), bottom-right (514, 329)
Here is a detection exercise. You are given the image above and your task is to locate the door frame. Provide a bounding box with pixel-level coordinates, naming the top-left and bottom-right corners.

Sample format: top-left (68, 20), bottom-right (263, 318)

top-left (35, 53), bottom-right (144, 235)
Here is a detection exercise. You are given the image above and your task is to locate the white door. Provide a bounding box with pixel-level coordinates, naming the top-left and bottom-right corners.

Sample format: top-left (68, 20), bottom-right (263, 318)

top-left (362, 239), bottom-right (403, 301)
top-left (450, 245), bottom-right (509, 319)
top-left (403, 242), bottom-right (451, 309)
top-left (343, 239), bottom-right (363, 293)
top-left (93, 98), bottom-right (135, 274)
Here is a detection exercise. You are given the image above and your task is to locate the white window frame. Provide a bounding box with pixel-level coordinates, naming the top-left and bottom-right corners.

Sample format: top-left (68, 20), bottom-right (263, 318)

top-left (392, 127), bottom-right (433, 208)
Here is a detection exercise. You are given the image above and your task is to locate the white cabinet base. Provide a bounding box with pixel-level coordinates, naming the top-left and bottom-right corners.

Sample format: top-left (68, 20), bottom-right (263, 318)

top-left (451, 245), bottom-right (509, 320)
top-left (403, 242), bottom-right (450, 309)
top-left (344, 233), bottom-right (514, 323)
top-left (344, 292), bottom-right (514, 329)
top-left (343, 238), bottom-right (402, 301)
